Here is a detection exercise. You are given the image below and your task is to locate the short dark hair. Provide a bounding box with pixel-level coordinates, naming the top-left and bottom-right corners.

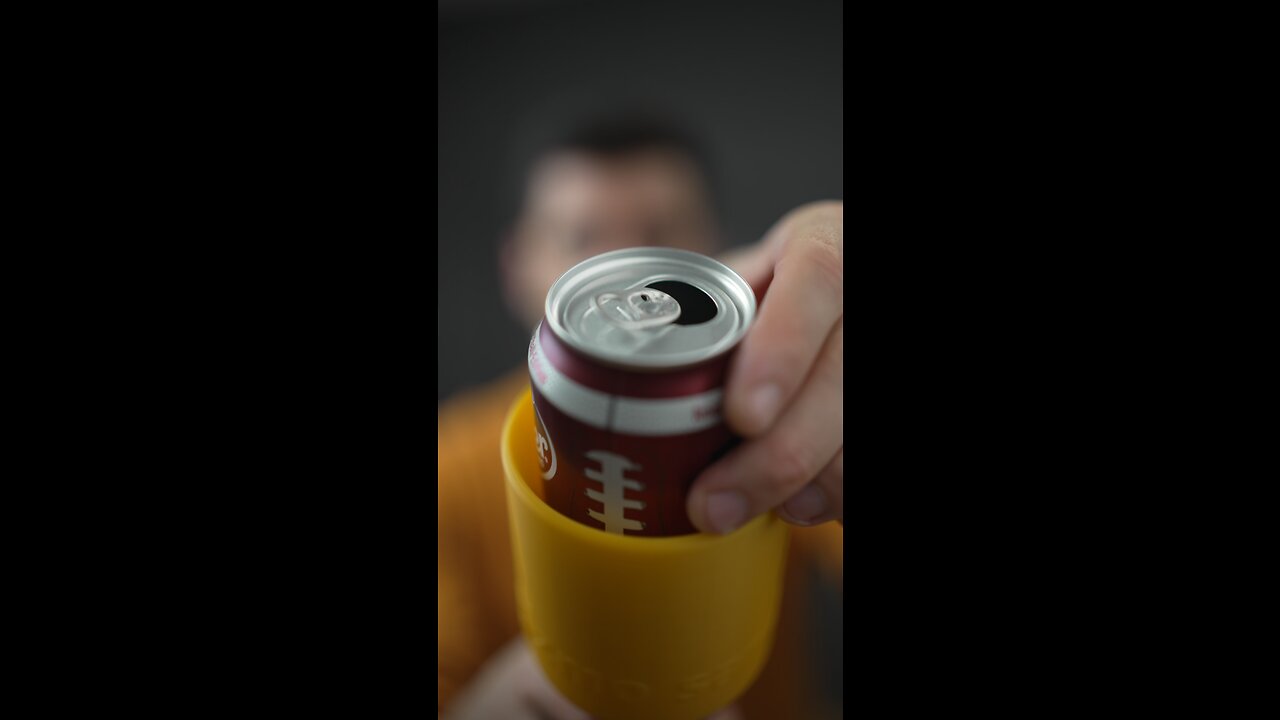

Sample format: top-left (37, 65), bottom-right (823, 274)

top-left (502, 108), bottom-right (718, 226)
top-left (547, 111), bottom-right (711, 179)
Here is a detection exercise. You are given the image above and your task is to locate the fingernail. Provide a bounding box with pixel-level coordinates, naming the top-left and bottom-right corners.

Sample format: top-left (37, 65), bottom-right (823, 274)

top-left (749, 384), bottom-right (782, 428)
top-left (705, 491), bottom-right (749, 534)
top-left (780, 485), bottom-right (827, 525)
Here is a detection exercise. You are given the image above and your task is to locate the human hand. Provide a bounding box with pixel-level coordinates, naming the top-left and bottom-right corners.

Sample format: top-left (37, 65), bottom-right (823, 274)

top-left (688, 201), bottom-right (844, 533)
top-left (445, 638), bottom-right (743, 720)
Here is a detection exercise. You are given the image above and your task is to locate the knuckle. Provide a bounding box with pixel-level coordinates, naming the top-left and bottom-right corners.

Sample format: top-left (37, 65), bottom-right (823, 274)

top-left (791, 203), bottom-right (844, 249)
top-left (763, 436), bottom-right (817, 495)
top-left (757, 342), bottom-right (809, 381)
top-left (776, 243), bottom-right (843, 300)
top-left (806, 243), bottom-right (843, 295)
top-left (737, 325), bottom-right (808, 381)
top-left (806, 215), bottom-right (843, 253)
top-left (819, 451), bottom-right (844, 502)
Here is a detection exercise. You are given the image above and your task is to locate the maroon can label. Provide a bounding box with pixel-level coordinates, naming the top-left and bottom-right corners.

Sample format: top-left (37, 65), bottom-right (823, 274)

top-left (529, 248), bottom-right (756, 536)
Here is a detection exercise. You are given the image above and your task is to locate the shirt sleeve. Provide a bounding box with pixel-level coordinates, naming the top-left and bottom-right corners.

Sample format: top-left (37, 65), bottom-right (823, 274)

top-left (437, 399), bottom-right (521, 715)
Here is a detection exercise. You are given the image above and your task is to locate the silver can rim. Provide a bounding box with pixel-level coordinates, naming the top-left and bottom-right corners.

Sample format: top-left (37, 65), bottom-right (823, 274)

top-left (544, 247), bottom-right (757, 369)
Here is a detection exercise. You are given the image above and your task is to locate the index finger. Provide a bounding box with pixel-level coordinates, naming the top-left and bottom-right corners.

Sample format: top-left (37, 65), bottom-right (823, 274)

top-left (724, 206), bottom-right (843, 436)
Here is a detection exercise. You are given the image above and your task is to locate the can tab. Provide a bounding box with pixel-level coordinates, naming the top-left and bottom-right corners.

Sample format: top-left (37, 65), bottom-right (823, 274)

top-left (594, 289), bottom-right (681, 329)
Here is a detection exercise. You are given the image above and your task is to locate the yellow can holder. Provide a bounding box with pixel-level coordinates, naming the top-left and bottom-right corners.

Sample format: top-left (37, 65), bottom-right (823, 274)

top-left (502, 388), bottom-right (790, 720)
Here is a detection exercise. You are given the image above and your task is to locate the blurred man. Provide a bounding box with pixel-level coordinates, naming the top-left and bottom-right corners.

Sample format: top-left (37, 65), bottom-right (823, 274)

top-left (499, 116), bottom-right (719, 331)
top-left (439, 114), bottom-right (843, 719)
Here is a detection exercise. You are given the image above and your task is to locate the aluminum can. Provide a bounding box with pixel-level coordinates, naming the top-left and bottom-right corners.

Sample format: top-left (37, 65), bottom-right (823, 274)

top-left (528, 247), bottom-right (757, 536)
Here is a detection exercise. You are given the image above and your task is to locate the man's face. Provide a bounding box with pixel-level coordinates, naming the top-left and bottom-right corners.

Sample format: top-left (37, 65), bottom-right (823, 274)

top-left (505, 148), bottom-right (717, 330)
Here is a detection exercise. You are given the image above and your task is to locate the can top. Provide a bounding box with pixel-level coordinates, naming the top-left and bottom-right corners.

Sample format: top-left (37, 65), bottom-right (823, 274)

top-left (544, 247), bottom-right (756, 369)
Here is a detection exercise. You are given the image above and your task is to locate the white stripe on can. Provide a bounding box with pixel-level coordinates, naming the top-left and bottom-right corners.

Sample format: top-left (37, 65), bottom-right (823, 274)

top-left (529, 329), bottom-right (724, 437)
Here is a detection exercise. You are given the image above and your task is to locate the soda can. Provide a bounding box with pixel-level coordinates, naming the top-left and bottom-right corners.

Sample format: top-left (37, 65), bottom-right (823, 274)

top-left (527, 247), bottom-right (757, 536)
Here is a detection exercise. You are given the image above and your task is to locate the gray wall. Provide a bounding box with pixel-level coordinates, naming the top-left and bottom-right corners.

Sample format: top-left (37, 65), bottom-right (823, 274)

top-left (438, 0), bottom-right (843, 403)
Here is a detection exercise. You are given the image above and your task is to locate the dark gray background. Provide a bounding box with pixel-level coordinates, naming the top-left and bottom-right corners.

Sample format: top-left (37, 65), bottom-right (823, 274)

top-left (438, 0), bottom-right (843, 404)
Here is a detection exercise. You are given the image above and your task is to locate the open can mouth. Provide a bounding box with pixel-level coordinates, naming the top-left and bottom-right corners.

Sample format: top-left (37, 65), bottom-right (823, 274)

top-left (545, 248), bottom-right (756, 370)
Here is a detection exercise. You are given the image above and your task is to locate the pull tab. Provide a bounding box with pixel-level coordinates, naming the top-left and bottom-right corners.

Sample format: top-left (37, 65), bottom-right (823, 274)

top-left (594, 289), bottom-right (681, 329)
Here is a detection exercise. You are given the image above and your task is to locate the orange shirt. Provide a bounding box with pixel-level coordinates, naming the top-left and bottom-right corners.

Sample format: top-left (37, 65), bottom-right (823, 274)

top-left (438, 370), bottom-right (843, 719)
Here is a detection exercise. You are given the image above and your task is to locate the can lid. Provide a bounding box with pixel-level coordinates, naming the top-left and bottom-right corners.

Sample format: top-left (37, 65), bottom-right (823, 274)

top-left (545, 248), bottom-right (756, 369)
